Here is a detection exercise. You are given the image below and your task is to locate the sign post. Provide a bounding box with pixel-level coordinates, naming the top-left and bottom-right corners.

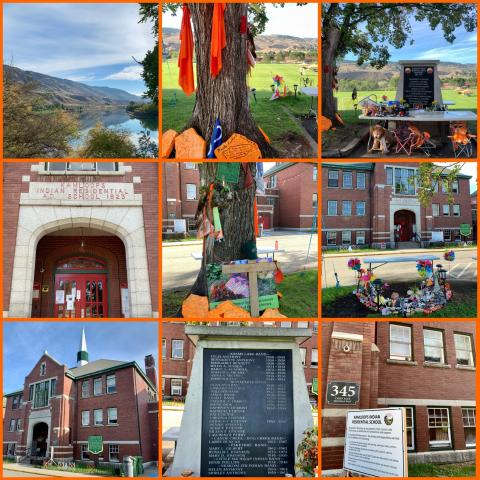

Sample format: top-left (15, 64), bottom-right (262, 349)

top-left (343, 407), bottom-right (408, 477)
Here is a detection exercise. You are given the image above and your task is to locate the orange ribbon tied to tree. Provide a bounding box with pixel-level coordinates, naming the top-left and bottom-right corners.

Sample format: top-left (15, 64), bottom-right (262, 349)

top-left (178, 4), bottom-right (195, 95)
top-left (210, 3), bottom-right (227, 78)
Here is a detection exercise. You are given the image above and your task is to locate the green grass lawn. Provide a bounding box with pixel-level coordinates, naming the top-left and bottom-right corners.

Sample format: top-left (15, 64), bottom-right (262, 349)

top-left (162, 62), bottom-right (317, 154)
top-left (408, 462), bottom-right (475, 477)
top-left (162, 269), bottom-right (318, 318)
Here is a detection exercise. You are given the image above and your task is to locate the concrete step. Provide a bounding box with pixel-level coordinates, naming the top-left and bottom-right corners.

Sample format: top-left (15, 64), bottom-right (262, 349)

top-left (397, 241), bottom-right (421, 249)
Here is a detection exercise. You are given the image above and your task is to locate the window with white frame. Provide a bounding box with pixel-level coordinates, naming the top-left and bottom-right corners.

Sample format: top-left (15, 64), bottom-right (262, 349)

top-left (424, 329), bottom-right (445, 363)
top-left (81, 410), bottom-right (90, 426)
top-left (12, 395), bottom-right (19, 410)
top-left (312, 193), bottom-right (318, 208)
top-left (94, 378), bottom-right (102, 396)
top-left (327, 200), bottom-right (337, 216)
top-left (356, 231), bottom-right (366, 245)
top-left (186, 184), bottom-right (197, 200)
top-left (357, 172), bottom-right (366, 189)
top-left (40, 363), bottom-right (46, 376)
top-left (297, 321), bottom-right (309, 328)
top-left (82, 380), bottom-right (90, 398)
top-left (269, 175), bottom-right (277, 188)
top-left (386, 167), bottom-right (393, 185)
top-left (109, 444), bottom-right (120, 462)
top-left (162, 339), bottom-right (167, 358)
top-left (342, 200), bottom-right (352, 216)
top-left (16, 419), bottom-right (22, 431)
top-left (390, 324), bottom-right (412, 361)
top-left (442, 204), bottom-right (450, 216)
top-left (428, 408), bottom-right (451, 447)
top-left (94, 409), bottom-right (103, 426)
top-left (9, 419), bottom-right (15, 432)
top-left (108, 407), bottom-right (118, 425)
top-left (81, 444), bottom-right (90, 460)
top-left (342, 231), bottom-right (351, 245)
top-left (327, 231), bottom-right (336, 246)
top-left (452, 180), bottom-right (459, 193)
top-left (162, 377), bottom-right (165, 394)
top-left (172, 340), bottom-right (184, 359)
top-left (455, 333), bottom-right (474, 366)
top-left (300, 348), bottom-right (307, 366)
top-left (313, 321), bottom-right (318, 333)
top-left (453, 204), bottom-right (460, 216)
top-left (184, 163), bottom-right (197, 170)
top-left (393, 167), bottom-right (415, 195)
top-left (343, 171), bottom-right (353, 188)
top-left (106, 375), bottom-right (116, 394)
top-left (280, 322), bottom-right (292, 328)
top-left (50, 380), bottom-right (56, 397)
top-left (432, 204), bottom-right (439, 217)
top-left (328, 170), bottom-right (339, 187)
top-left (46, 162), bottom-right (117, 172)
top-left (313, 165), bottom-right (318, 181)
top-left (462, 408), bottom-right (476, 447)
top-left (171, 379), bottom-right (182, 396)
top-left (7, 443), bottom-right (15, 456)
top-left (356, 201), bottom-right (366, 216)
top-left (311, 349), bottom-right (318, 366)
top-left (441, 179), bottom-right (448, 193)
top-left (404, 407), bottom-right (415, 450)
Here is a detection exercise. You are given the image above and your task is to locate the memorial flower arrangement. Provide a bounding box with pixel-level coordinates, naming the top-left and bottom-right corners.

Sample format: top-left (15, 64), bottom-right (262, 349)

top-left (347, 258), bottom-right (361, 271)
top-left (416, 260), bottom-right (433, 278)
top-left (295, 427), bottom-right (318, 477)
top-left (444, 250), bottom-right (455, 262)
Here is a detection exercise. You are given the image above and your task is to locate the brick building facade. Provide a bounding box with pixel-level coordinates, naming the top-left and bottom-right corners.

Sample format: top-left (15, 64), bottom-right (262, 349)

top-left (161, 321), bottom-right (318, 404)
top-left (322, 162), bottom-right (473, 248)
top-left (322, 321), bottom-right (476, 471)
top-left (3, 162), bottom-right (158, 318)
top-left (162, 162), bottom-right (318, 232)
top-left (3, 330), bottom-right (158, 466)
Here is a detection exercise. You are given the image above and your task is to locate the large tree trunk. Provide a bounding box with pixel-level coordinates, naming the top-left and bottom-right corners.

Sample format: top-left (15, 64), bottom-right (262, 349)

top-left (187, 3), bottom-right (276, 157)
top-left (321, 26), bottom-right (341, 126)
top-left (190, 163), bottom-right (256, 297)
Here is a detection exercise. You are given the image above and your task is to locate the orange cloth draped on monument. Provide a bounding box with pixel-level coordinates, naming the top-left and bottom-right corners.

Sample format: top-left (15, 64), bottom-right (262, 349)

top-left (210, 3), bottom-right (227, 78)
top-left (178, 4), bottom-right (195, 95)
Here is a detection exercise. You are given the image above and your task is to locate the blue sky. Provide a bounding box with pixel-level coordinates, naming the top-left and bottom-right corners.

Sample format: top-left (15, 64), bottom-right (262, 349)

top-left (4, 3), bottom-right (155, 96)
top-left (3, 323), bottom-right (158, 393)
top-left (163, 3), bottom-right (318, 38)
top-left (346, 18), bottom-right (477, 65)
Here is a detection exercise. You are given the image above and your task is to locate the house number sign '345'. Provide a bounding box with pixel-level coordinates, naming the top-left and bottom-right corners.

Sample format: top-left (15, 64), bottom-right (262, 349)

top-left (326, 382), bottom-right (360, 405)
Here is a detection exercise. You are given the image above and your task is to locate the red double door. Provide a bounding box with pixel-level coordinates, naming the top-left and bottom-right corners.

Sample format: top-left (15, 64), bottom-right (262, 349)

top-left (54, 274), bottom-right (107, 318)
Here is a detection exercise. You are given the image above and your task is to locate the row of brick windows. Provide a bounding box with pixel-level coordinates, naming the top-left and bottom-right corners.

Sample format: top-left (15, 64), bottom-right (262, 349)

top-left (81, 407), bottom-right (118, 426)
top-left (81, 375), bottom-right (116, 398)
top-left (327, 200), bottom-right (366, 216)
top-left (390, 324), bottom-right (475, 366)
top-left (81, 443), bottom-right (120, 462)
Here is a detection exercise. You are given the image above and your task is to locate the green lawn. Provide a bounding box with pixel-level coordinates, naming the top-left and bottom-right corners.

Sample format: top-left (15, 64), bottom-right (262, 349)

top-left (162, 269), bottom-right (318, 318)
top-left (162, 62), bottom-right (317, 153)
top-left (408, 462), bottom-right (475, 477)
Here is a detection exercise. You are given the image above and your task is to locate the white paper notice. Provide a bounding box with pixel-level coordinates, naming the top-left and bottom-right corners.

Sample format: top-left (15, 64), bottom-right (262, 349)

top-left (66, 294), bottom-right (75, 310)
top-left (344, 408), bottom-right (407, 477)
top-left (76, 290), bottom-right (81, 300)
top-left (55, 290), bottom-right (65, 305)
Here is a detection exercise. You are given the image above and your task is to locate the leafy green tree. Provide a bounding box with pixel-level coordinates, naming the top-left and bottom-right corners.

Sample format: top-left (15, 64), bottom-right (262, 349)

top-left (322, 3), bottom-right (477, 124)
top-left (4, 76), bottom-right (78, 158)
top-left (77, 123), bottom-right (137, 158)
top-left (138, 3), bottom-right (158, 104)
top-left (416, 162), bottom-right (464, 206)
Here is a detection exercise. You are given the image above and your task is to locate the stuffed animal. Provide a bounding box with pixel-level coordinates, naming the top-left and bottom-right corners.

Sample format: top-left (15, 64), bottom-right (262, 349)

top-left (369, 125), bottom-right (395, 153)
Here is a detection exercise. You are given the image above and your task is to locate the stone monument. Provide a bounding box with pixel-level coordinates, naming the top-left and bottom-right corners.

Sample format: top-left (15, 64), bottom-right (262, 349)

top-left (169, 325), bottom-right (314, 477)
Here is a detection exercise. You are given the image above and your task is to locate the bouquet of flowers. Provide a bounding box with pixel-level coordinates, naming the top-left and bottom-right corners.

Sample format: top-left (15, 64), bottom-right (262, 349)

top-left (347, 258), bottom-right (362, 271)
top-left (416, 260), bottom-right (433, 278)
top-left (444, 250), bottom-right (455, 262)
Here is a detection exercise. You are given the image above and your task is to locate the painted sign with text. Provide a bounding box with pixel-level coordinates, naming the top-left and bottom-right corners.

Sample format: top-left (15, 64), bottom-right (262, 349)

top-left (28, 182), bottom-right (135, 201)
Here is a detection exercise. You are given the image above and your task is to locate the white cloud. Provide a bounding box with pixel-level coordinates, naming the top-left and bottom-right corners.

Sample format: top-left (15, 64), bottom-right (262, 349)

top-left (104, 65), bottom-right (143, 80)
top-left (64, 73), bottom-right (97, 82)
top-left (416, 46), bottom-right (477, 63)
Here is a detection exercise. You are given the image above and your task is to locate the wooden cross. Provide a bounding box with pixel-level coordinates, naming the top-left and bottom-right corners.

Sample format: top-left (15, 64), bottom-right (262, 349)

top-left (222, 260), bottom-right (278, 317)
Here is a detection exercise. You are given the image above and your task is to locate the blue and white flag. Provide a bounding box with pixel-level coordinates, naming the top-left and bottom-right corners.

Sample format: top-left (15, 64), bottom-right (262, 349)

top-left (207, 117), bottom-right (223, 158)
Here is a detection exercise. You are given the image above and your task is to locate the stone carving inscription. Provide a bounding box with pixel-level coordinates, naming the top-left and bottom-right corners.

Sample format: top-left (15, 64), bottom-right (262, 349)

top-left (28, 182), bottom-right (135, 201)
top-left (201, 349), bottom-right (294, 477)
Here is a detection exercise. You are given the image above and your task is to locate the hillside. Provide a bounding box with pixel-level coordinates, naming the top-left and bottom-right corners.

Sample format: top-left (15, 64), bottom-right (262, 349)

top-left (338, 60), bottom-right (476, 81)
top-left (163, 28), bottom-right (317, 54)
top-left (4, 65), bottom-right (142, 106)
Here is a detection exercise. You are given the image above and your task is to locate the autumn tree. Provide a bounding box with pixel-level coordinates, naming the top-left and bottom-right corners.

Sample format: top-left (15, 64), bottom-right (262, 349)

top-left (322, 3), bottom-right (476, 124)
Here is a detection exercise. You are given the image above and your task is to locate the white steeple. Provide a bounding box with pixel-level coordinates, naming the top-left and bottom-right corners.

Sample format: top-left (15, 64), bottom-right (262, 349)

top-left (77, 328), bottom-right (89, 367)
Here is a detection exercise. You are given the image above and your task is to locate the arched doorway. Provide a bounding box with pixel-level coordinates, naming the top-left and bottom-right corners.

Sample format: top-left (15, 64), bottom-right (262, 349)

top-left (394, 210), bottom-right (416, 242)
top-left (32, 422), bottom-right (49, 458)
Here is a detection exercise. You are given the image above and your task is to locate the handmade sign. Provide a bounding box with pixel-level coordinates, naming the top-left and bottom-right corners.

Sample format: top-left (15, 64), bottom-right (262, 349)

top-left (214, 133), bottom-right (262, 160)
top-left (161, 129), bottom-right (178, 158)
top-left (206, 260), bottom-right (279, 317)
top-left (175, 128), bottom-right (206, 159)
top-left (216, 162), bottom-right (241, 183)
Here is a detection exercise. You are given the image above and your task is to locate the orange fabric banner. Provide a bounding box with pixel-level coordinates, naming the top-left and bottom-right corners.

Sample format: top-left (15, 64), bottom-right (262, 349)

top-left (254, 198), bottom-right (259, 238)
top-left (178, 4), bottom-right (195, 95)
top-left (210, 3), bottom-right (227, 78)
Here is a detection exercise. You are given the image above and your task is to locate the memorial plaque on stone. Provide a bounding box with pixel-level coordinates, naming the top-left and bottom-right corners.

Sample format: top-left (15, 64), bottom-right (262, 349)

top-left (201, 349), bottom-right (294, 477)
top-left (403, 65), bottom-right (435, 107)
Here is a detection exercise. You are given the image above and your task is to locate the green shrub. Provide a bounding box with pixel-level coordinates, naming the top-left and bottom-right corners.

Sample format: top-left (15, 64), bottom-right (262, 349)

top-left (77, 123), bottom-right (137, 158)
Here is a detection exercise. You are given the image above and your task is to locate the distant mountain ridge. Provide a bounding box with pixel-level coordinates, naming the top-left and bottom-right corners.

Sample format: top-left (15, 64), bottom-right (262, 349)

top-left (163, 28), bottom-right (317, 53)
top-left (4, 65), bottom-right (142, 106)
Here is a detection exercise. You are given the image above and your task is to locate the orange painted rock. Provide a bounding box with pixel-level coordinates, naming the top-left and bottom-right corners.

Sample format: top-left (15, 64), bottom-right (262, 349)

top-left (207, 300), bottom-right (251, 318)
top-left (161, 130), bottom-right (178, 158)
top-left (175, 128), bottom-right (206, 159)
top-left (214, 133), bottom-right (261, 160)
top-left (261, 308), bottom-right (287, 318)
top-left (182, 294), bottom-right (208, 318)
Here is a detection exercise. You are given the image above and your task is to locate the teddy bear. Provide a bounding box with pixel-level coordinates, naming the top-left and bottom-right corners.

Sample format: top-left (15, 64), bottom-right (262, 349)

top-left (369, 124), bottom-right (395, 153)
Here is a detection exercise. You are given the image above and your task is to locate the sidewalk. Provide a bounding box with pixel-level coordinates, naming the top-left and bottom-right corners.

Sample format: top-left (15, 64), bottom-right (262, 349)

top-left (323, 247), bottom-right (476, 259)
top-left (4, 463), bottom-right (105, 477)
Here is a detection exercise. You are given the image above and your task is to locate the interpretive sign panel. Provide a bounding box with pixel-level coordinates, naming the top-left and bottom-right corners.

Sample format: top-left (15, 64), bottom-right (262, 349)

top-left (326, 381), bottom-right (360, 405)
top-left (344, 408), bottom-right (408, 477)
top-left (201, 349), bottom-right (294, 477)
top-left (403, 65), bottom-right (435, 106)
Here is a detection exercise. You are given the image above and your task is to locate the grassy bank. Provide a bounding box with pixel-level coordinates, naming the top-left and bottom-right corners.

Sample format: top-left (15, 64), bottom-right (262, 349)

top-left (408, 462), bottom-right (475, 477)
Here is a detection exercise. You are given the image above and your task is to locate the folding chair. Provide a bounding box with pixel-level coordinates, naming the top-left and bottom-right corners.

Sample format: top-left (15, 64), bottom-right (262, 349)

top-left (449, 121), bottom-right (476, 158)
top-left (392, 124), bottom-right (415, 155)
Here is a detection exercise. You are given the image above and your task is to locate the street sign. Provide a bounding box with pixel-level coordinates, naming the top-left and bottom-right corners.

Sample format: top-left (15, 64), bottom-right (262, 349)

top-left (312, 378), bottom-right (318, 395)
top-left (88, 435), bottom-right (103, 454)
top-left (326, 381), bottom-right (360, 405)
top-left (460, 224), bottom-right (471, 236)
top-left (344, 407), bottom-right (408, 477)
